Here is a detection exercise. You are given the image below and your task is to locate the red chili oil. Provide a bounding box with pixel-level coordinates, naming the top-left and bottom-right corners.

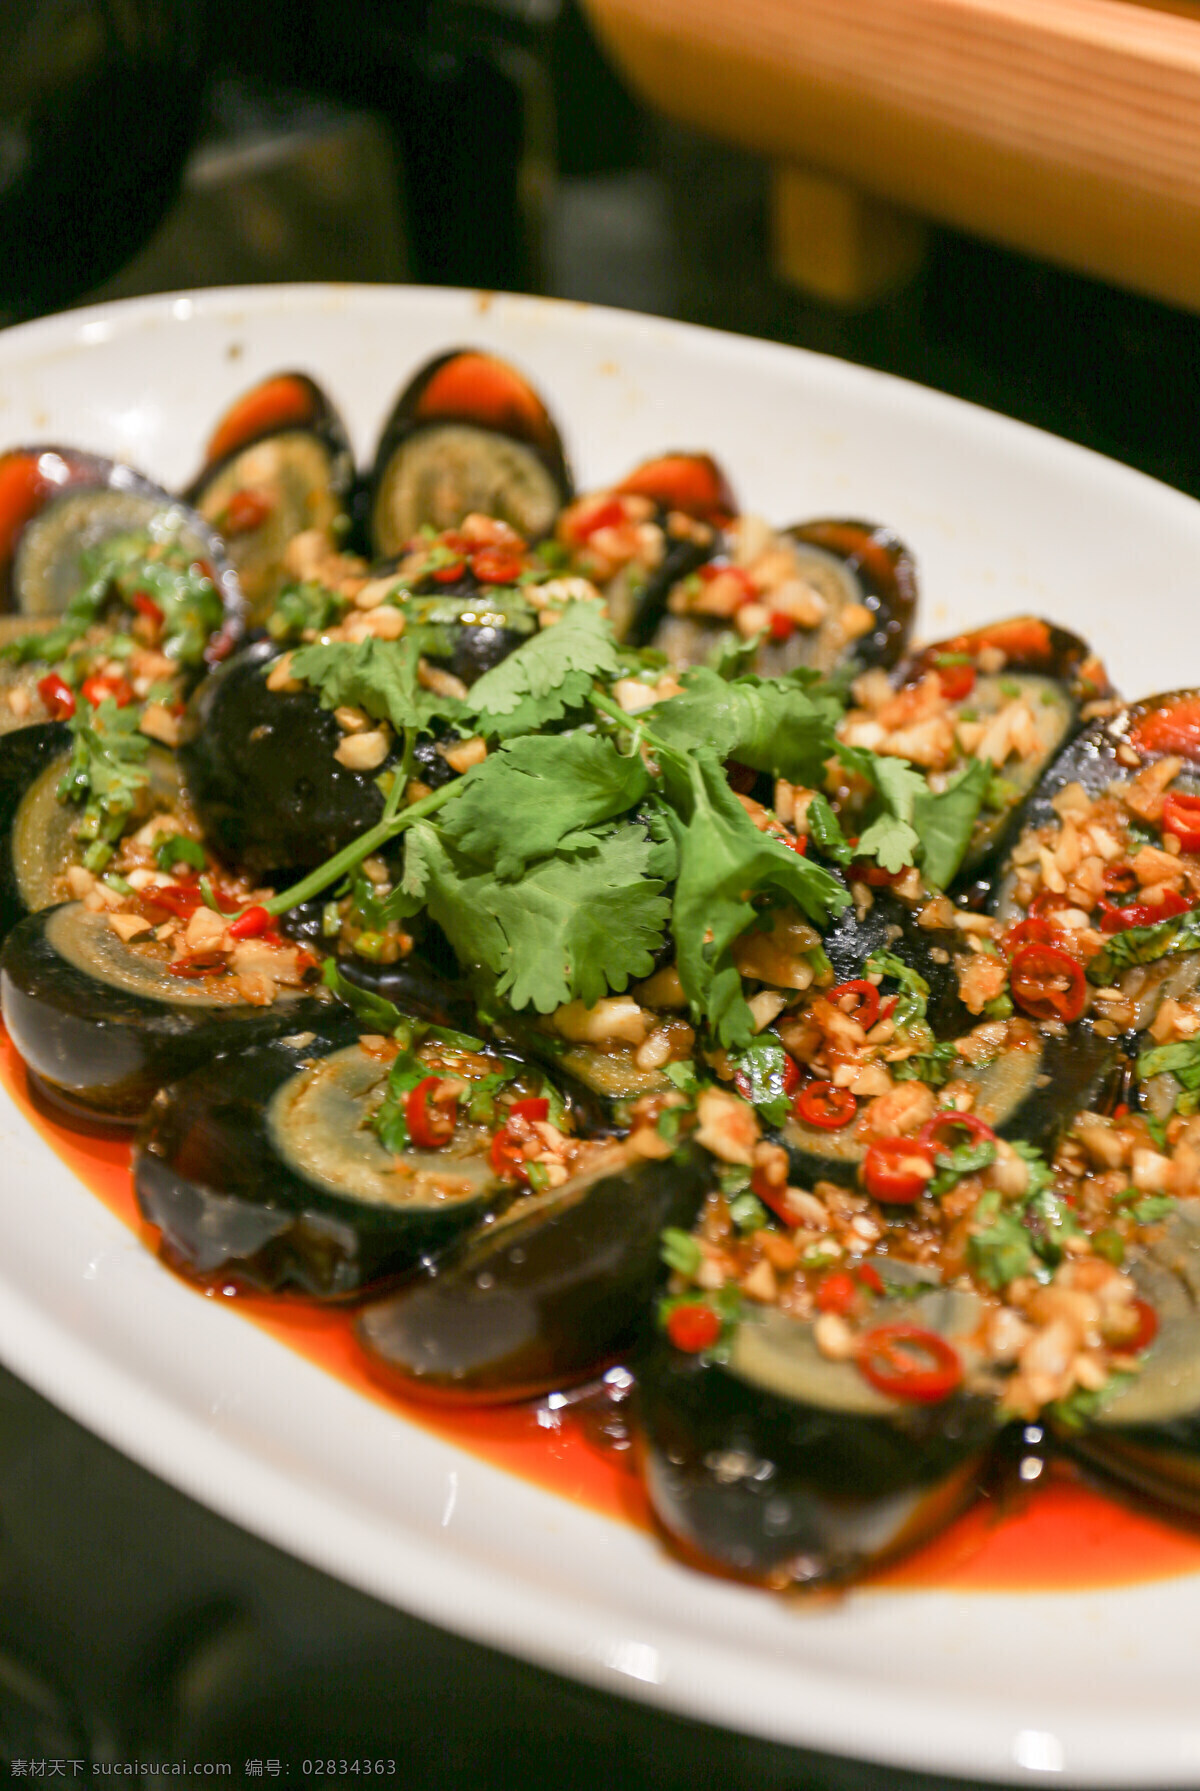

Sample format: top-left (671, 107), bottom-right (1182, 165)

top-left (5, 1024), bottom-right (1200, 1596)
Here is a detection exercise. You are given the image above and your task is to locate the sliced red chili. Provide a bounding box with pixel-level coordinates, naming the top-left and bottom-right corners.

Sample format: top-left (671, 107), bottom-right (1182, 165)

top-left (406, 1076), bottom-right (458, 1149)
top-left (862, 1138), bottom-right (936, 1204)
top-left (572, 496), bottom-right (627, 542)
top-left (1098, 889), bottom-right (1190, 934)
top-left (1027, 888), bottom-right (1080, 923)
top-left (1126, 1297), bottom-right (1159, 1355)
top-left (81, 673), bottom-right (134, 709)
top-left (917, 1112), bottom-right (997, 1153)
top-left (827, 979), bottom-right (881, 1030)
top-left (489, 1127), bottom-right (528, 1180)
top-left (227, 904), bottom-right (270, 940)
top-left (698, 561), bottom-right (757, 604)
top-left (1103, 863), bottom-right (1138, 896)
top-left (470, 547), bottom-right (524, 586)
top-left (36, 672), bottom-right (75, 719)
top-left (735, 1051), bottom-right (800, 1107)
top-left (431, 559), bottom-right (467, 585)
top-left (222, 488), bottom-right (274, 535)
top-left (138, 883), bottom-right (204, 920)
top-left (139, 883), bottom-right (238, 922)
top-left (1009, 942), bottom-right (1087, 1023)
top-left (856, 1322), bottom-right (963, 1403)
top-left (666, 1303), bottom-right (722, 1352)
top-left (794, 1081), bottom-right (857, 1130)
top-left (749, 1169), bottom-right (802, 1230)
top-left (767, 611), bottom-right (796, 641)
top-left (131, 590), bottom-right (164, 628)
top-left (855, 1262), bottom-right (885, 1296)
top-left (507, 1097), bottom-right (550, 1125)
top-left (1161, 792), bottom-right (1200, 852)
top-left (849, 859), bottom-right (905, 889)
top-left (167, 952), bottom-right (227, 978)
top-left (1004, 915), bottom-right (1066, 953)
top-left (814, 1271), bottom-right (858, 1315)
top-left (935, 662), bottom-right (976, 703)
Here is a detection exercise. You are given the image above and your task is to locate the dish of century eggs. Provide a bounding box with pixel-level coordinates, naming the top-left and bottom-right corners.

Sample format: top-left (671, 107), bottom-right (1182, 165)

top-left (3, 341), bottom-right (1200, 1612)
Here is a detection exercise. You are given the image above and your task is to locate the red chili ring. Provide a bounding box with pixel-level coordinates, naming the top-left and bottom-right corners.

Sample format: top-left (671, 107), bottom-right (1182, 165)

top-left (856, 1322), bottom-right (963, 1404)
top-left (917, 1112), bottom-right (997, 1154)
top-left (793, 1081), bottom-right (857, 1130)
top-left (1126, 1297), bottom-right (1159, 1356)
top-left (1009, 942), bottom-right (1087, 1024)
top-left (666, 1303), bottom-right (723, 1353)
top-left (1004, 916), bottom-right (1065, 953)
top-left (862, 1137), bottom-right (936, 1204)
top-left (406, 1076), bottom-right (458, 1150)
top-left (827, 979), bottom-right (881, 1030)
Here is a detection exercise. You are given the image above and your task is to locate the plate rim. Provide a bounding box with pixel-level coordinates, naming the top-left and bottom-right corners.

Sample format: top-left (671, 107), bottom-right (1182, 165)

top-left (2, 283), bottom-right (1200, 1788)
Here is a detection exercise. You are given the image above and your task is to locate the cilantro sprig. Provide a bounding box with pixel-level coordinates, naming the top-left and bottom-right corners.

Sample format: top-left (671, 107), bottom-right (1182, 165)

top-left (966, 1141), bottom-right (1073, 1290)
top-left (842, 749), bottom-right (991, 887)
top-left (57, 696), bottom-right (151, 871)
top-left (1088, 906), bottom-right (1200, 985)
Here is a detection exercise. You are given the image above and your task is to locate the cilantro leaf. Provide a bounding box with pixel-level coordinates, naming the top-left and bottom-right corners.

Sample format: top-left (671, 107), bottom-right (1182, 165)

top-left (642, 797), bottom-right (682, 883)
top-left (466, 602), bottom-right (620, 738)
top-left (660, 1227), bottom-right (704, 1275)
top-left (855, 811), bottom-right (921, 874)
top-left (440, 733), bottom-right (651, 878)
top-left (1138, 1038), bottom-right (1200, 1092)
top-left (154, 833), bottom-right (206, 874)
top-left (1025, 1182), bottom-right (1081, 1262)
top-left (1049, 1374), bottom-right (1135, 1431)
top-left (729, 1036), bottom-right (795, 1126)
top-left (267, 579), bottom-right (352, 643)
top-left (289, 635), bottom-right (468, 733)
top-left (1088, 905), bottom-right (1200, 985)
top-left (805, 792), bottom-right (853, 864)
top-left (929, 1138), bottom-right (997, 1197)
top-left (647, 666), bottom-right (841, 784)
top-left (405, 819), bottom-right (671, 1012)
top-left (839, 749), bottom-right (988, 886)
top-left (969, 1190), bottom-right (1035, 1289)
top-left (912, 757), bottom-right (991, 889)
top-left (663, 748), bottom-right (849, 1048)
top-left (869, 754), bottom-right (929, 822)
top-left (892, 1040), bottom-right (960, 1085)
top-left (865, 950), bottom-right (930, 1030)
top-left (57, 697), bottom-right (151, 870)
top-left (323, 958), bottom-right (407, 1032)
top-left (1128, 1194), bottom-right (1177, 1225)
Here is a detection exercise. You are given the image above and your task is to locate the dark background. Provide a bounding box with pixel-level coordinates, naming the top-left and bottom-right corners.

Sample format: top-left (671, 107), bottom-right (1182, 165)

top-left (0, 2), bottom-right (1194, 1783)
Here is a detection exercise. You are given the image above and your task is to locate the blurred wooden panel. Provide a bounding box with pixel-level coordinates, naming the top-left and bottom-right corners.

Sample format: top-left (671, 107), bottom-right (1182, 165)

top-left (584, 0), bottom-right (1200, 311)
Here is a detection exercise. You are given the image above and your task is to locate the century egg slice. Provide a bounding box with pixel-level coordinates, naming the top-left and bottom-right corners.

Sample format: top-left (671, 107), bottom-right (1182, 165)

top-left (0, 902), bottom-right (329, 1125)
top-left (369, 349), bottom-right (572, 556)
top-left (651, 517), bottom-right (916, 679)
top-left (135, 1022), bottom-right (514, 1298)
top-left (185, 373), bottom-right (354, 623)
top-left (0, 446), bottom-right (243, 640)
top-left (637, 1272), bottom-right (997, 1587)
top-left (357, 1141), bottom-right (710, 1401)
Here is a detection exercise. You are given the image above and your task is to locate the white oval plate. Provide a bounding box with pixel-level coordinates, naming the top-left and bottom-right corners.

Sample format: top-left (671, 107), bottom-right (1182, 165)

top-left (1, 286), bottom-right (1198, 1789)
